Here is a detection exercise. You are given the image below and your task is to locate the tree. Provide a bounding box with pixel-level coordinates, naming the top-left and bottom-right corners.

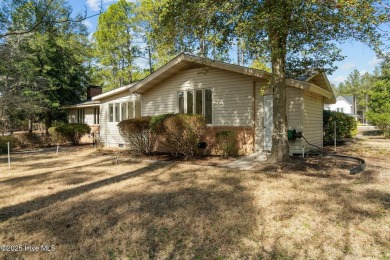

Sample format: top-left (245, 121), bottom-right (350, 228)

top-left (0, 0), bottom-right (102, 38)
top-left (339, 70), bottom-right (375, 123)
top-left (0, 0), bottom-right (91, 132)
top-left (155, 0), bottom-right (387, 162)
top-left (93, 0), bottom-right (140, 90)
top-left (250, 58), bottom-right (271, 73)
top-left (367, 60), bottom-right (390, 137)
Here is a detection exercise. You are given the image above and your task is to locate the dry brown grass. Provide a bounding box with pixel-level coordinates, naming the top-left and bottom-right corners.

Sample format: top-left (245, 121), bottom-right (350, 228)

top-left (0, 139), bottom-right (389, 259)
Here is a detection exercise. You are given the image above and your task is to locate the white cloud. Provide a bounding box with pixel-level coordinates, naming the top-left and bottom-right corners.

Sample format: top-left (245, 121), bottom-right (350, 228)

top-left (359, 69), bottom-right (368, 75)
top-left (330, 76), bottom-right (347, 86)
top-left (86, 0), bottom-right (117, 11)
top-left (340, 62), bottom-right (356, 71)
top-left (82, 20), bottom-right (93, 29)
top-left (368, 56), bottom-right (383, 67)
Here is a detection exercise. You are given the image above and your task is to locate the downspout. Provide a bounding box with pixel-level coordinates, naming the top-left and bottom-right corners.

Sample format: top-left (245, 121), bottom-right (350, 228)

top-left (252, 81), bottom-right (256, 153)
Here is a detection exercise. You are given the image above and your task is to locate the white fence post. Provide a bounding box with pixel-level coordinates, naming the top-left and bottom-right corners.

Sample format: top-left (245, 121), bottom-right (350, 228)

top-left (334, 122), bottom-right (337, 152)
top-left (7, 141), bottom-right (11, 170)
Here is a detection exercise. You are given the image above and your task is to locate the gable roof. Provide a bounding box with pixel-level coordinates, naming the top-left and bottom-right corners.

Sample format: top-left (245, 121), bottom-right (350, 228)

top-left (92, 82), bottom-right (138, 101)
top-left (335, 96), bottom-right (353, 106)
top-left (130, 53), bottom-right (271, 94)
top-left (342, 95), bottom-right (354, 106)
top-left (305, 72), bottom-right (336, 103)
top-left (130, 53), bottom-right (336, 103)
top-left (63, 100), bottom-right (100, 109)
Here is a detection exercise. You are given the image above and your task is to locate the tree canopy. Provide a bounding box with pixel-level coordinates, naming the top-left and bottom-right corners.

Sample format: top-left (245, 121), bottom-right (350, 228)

top-left (0, 0), bottom-right (90, 132)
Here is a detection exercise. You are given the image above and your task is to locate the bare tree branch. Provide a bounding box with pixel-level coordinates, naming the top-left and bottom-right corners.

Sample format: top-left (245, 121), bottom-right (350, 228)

top-left (0, 0), bottom-right (103, 38)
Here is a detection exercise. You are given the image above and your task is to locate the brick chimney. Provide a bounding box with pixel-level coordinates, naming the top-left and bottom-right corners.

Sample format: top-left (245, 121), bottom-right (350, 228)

top-left (87, 86), bottom-right (102, 100)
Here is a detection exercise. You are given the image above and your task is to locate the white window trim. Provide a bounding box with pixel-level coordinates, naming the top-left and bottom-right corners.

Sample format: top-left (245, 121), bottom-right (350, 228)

top-left (108, 101), bottom-right (135, 123)
top-left (177, 88), bottom-right (213, 125)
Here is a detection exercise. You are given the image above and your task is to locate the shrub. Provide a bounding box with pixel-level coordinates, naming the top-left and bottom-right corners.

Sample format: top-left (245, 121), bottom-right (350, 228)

top-left (367, 112), bottom-right (390, 138)
top-left (14, 132), bottom-right (43, 148)
top-left (118, 117), bottom-right (157, 155)
top-left (150, 113), bottom-right (175, 134)
top-left (0, 136), bottom-right (18, 154)
top-left (54, 123), bottom-right (91, 145)
top-left (154, 114), bottom-right (206, 159)
top-left (215, 130), bottom-right (238, 158)
top-left (48, 127), bottom-right (67, 144)
top-left (323, 110), bottom-right (357, 144)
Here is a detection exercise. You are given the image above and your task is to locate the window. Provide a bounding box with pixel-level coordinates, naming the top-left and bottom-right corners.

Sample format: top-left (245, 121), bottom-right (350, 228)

top-left (178, 92), bottom-right (184, 114)
top-left (108, 102), bottom-right (134, 122)
top-left (127, 102), bottom-right (134, 119)
top-left (195, 90), bottom-right (203, 115)
top-left (77, 109), bottom-right (84, 123)
top-left (205, 89), bottom-right (212, 124)
top-left (94, 108), bottom-right (100, 124)
top-left (187, 91), bottom-right (193, 114)
top-left (178, 89), bottom-right (213, 124)
top-left (114, 103), bottom-right (120, 122)
top-left (109, 104), bottom-right (114, 122)
top-left (341, 107), bottom-right (344, 113)
top-left (121, 102), bottom-right (127, 121)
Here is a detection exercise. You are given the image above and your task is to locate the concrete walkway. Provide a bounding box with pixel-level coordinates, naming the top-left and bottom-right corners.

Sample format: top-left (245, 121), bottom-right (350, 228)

top-left (223, 152), bottom-right (269, 170)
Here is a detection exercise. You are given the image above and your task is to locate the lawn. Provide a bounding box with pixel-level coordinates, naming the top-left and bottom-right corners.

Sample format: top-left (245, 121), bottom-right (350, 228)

top-left (0, 138), bottom-right (389, 259)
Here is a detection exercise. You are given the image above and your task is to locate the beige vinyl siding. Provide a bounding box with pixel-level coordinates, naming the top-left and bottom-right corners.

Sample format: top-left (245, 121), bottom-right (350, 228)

top-left (99, 91), bottom-right (140, 148)
top-left (287, 87), bottom-right (304, 155)
top-left (141, 67), bottom-right (261, 127)
top-left (303, 91), bottom-right (323, 151)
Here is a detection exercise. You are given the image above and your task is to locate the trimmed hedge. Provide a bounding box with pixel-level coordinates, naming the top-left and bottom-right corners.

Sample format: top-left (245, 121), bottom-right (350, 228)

top-left (0, 136), bottom-right (18, 154)
top-left (118, 117), bottom-right (156, 155)
top-left (323, 110), bottom-right (357, 144)
top-left (48, 127), bottom-right (67, 144)
top-left (53, 123), bottom-right (91, 145)
top-left (152, 114), bottom-right (206, 159)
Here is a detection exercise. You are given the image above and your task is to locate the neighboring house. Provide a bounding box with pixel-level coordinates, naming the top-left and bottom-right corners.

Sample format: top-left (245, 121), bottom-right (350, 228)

top-left (324, 95), bottom-right (359, 120)
top-left (63, 86), bottom-right (102, 139)
top-left (92, 53), bottom-right (336, 155)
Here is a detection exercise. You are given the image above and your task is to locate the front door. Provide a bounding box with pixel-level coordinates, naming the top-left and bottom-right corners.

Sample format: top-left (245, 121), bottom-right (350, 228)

top-left (263, 95), bottom-right (273, 151)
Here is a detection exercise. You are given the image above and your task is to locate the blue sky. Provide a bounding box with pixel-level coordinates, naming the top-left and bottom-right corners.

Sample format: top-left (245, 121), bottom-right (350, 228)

top-left (68, 0), bottom-right (385, 86)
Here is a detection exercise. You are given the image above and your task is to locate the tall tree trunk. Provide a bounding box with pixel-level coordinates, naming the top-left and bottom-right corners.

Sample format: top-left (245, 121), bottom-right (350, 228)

top-left (269, 31), bottom-right (289, 163)
top-left (45, 112), bottom-right (52, 135)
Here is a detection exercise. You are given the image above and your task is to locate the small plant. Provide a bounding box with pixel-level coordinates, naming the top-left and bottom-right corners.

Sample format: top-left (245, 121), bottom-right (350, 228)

top-left (118, 117), bottom-right (156, 155)
top-left (0, 136), bottom-right (18, 154)
top-left (54, 123), bottom-right (91, 145)
top-left (215, 130), bottom-right (237, 158)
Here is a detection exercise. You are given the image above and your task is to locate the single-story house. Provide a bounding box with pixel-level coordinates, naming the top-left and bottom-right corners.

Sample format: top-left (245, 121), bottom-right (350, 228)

top-left (63, 86), bottom-right (102, 140)
top-left (90, 53), bottom-right (336, 155)
top-left (324, 95), bottom-right (359, 120)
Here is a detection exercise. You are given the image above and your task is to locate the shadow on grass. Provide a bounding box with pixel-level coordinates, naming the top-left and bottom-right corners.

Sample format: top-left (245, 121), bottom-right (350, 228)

top-left (0, 157), bottom-right (116, 186)
top-left (0, 164), bottom-right (299, 259)
top-left (0, 161), bottom-right (163, 222)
